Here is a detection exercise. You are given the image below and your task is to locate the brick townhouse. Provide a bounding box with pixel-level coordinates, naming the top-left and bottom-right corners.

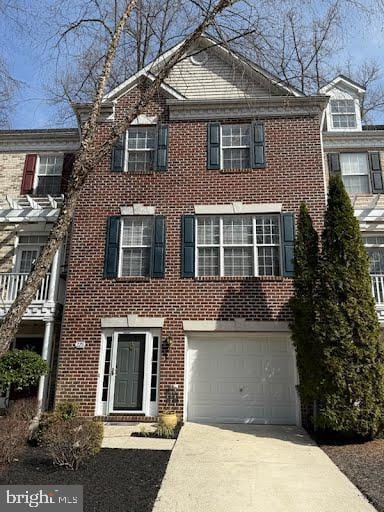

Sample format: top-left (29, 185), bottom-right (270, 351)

top-left (54, 35), bottom-right (328, 424)
top-left (0, 129), bottom-right (79, 411)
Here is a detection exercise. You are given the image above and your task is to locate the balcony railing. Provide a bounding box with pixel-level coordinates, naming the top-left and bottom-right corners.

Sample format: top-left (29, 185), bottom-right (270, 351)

top-left (0, 273), bottom-right (51, 303)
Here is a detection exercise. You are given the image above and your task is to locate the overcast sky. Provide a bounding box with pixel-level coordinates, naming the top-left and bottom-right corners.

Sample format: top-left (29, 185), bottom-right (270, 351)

top-left (2, 1), bottom-right (384, 129)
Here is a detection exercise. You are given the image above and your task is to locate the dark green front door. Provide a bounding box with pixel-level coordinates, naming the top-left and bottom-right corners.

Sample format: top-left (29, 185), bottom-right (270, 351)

top-left (113, 334), bottom-right (145, 411)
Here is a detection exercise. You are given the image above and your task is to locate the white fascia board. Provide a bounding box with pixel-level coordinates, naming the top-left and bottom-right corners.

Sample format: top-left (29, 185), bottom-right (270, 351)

top-left (320, 76), bottom-right (366, 95)
top-left (104, 41), bottom-right (185, 101)
top-left (194, 202), bottom-right (282, 215)
top-left (183, 319), bottom-right (290, 332)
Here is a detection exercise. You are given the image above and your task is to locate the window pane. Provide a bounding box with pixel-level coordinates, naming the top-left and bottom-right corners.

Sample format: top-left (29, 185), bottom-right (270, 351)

top-left (367, 248), bottom-right (384, 274)
top-left (224, 247), bottom-right (253, 276)
top-left (35, 176), bottom-right (62, 195)
top-left (256, 216), bottom-right (280, 244)
top-left (121, 248), bottom-right (150, 276)
top-left (198, 247), bottom-right (219, 276)
top-left (127, 151), bottom-right (153, 172)
top-left (19, 250), bottom-right (39, 273)
top-left (122, 218), bottom-right (152, 246)
top-left (223, 217), bottom-right (253, 245)
top-left (38, 155), bottom-right (63, 176)
top-left (363, 235), bottom-right (384, 246)
top-left (222, 125), bottom-right (250, 147)
top-left (330, 100), bottom-right (355, 113)
top-left (342, 176), bottom-right (370, 194)
top-left (222, 148), bottom-right (250, 169)
top-left (258, 246), bottom-right (280, 276)
top-left (127, 128), bottom-right (156, 149)
top-left (197, 217), bottom-right (219, 245)
top-left (340, 153), bottom-right (369, 175)
top-left (332, 114), bottom-right (356, 129)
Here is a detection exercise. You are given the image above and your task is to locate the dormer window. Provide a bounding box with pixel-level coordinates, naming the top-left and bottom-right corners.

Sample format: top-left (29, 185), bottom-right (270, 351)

top-left (330, 99), bottom-right (357, 129)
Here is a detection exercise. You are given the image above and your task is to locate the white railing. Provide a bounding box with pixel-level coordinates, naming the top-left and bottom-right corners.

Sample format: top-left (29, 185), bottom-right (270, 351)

top-left (371, 274), bottom-right (384, 305)
top-left (0, 273), bottom-right (51, 303)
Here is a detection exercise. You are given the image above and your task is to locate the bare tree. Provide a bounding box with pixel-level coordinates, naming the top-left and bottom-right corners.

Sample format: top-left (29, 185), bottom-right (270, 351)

top-left (0, 0), bottom-right (238, 354)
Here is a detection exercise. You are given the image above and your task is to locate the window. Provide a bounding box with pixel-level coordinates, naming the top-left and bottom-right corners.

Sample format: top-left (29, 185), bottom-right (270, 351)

top-left (330, 99), bottom-right (357, 129)
top-left (126, 127), bottom-right (156, 172)
top-left (35, 155), bottom-right (63, 195)
top-left (340, 153), bottom-right (370, 194)
top-left (221, 124), bottom-right (250, 169)
top-left (102, 336), bottom-right (113, 401)
top-left (363, 235), bottom-right (384, 274)
top-left (16, 235), bottom-right (48, 273)
top-left (196, 215), bottom-right (280, 277)
top-left (119, 217), bottom-right (153, 277)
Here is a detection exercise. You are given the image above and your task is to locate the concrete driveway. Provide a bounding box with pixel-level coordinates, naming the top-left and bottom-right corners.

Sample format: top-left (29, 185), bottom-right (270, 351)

top-left (153, 423), bottom-right (376, 512)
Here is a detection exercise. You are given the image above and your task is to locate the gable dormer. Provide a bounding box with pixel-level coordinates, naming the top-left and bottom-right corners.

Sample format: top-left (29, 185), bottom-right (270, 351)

top-left (320, 75), bottom-right (365, 132)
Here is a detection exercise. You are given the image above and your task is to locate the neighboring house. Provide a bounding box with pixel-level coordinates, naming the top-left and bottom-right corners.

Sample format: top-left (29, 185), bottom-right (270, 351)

top-left (0, 129), bottom-right (79, 411)
top-left (321, 76), bottom-right (384, 322)
top-left (54, 36), bottom-right (328, 424)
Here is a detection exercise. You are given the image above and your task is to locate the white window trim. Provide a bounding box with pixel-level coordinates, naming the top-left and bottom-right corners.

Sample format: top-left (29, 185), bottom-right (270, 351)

top-left (96, 328), bottom-right (161, 417)
top-left (33, 154), bottom-right (64, 195)
top-left (326, 97), bottom-right (362, 132)
top-left (195, 214), bottom-right (282, 278)
top-left (340, 153), bottom-right (371, 194)
top-left (14, 233), bottom-right (49, 273)
top-left (220, 124), bottom-right (251, 170)
top-left (118, 216), bottom-right (154, 278)
top-left (124, 127), bottom-right (156, 173)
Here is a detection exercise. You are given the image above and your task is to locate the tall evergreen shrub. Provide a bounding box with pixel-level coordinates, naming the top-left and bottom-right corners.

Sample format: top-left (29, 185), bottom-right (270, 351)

top-left (314, 176), bottom-right (384, 438)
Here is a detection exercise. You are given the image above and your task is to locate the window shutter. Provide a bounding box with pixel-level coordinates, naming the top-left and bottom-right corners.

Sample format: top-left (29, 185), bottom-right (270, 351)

top-left (181, 215), bottom-right (195, 277)
top-left (61, 153), bottom-right (75, 193)
top-left (281, 213), bottom-right (295, 277)
top-left (327, 153), bottom-right (341, 177)
top-left (369, 152), bottom-right (384, 193)
top-left (151, 215), bottom-right (166, 277)
top-left (251, 121), bottom-right (265, 168)
top-left (21, 154), bottom-right (37, 194)
top-left (207, 122), bottom-right (221, 169)
top-left (156, 125), bottom-right (168, 171)
top-left (111, 134), bottom-right (125, 172)
top-left (104, 216), bottom-right (121, 278)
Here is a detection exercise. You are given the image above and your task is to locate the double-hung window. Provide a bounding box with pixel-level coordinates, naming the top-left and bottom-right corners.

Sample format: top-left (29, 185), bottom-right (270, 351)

top-left (126, 127), bottom-right (156, 172)
top-left (16, 235), bottom-right (48, 273)
top-left (330, 99), bottom-right (357, 129)
top-left (119, 217), bottom-right (153, 277)
top-left (221, 124), bottom-right (251, 169)
top-left (196, 215), bottom-right (281, 277)
top-left (35, 155), bottom-right (63, 195)
top-left (340, 153), bottom-right (370, 194)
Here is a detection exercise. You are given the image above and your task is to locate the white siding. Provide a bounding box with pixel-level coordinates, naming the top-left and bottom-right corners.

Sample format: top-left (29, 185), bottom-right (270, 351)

top-left (166, 47), bottom-right (276, 99)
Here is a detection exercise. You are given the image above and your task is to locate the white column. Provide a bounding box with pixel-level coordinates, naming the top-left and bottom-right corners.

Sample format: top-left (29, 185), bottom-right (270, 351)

top-left (36, 320), bottom-right (55, 415)
top-left (47, 245), bottom-right (62, 302)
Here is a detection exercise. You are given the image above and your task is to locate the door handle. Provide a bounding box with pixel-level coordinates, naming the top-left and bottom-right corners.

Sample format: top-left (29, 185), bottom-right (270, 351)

top-left (239, 387), bottom-right (244, 392)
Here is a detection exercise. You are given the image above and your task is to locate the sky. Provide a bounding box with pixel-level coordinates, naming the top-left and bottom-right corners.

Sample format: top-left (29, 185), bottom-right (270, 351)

top-left (2, 1), bottom-right (384, 129)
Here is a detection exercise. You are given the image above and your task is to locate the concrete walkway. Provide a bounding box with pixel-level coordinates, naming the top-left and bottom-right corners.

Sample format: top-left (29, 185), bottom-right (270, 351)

top-left (153, 423), bottom-right (376, 512)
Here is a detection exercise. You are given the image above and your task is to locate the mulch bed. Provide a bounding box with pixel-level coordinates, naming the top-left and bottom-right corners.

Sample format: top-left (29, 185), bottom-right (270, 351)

top-left (315, 435), bottom-right (384, 512)
top-left (0, 446), bottom-right (171, 512)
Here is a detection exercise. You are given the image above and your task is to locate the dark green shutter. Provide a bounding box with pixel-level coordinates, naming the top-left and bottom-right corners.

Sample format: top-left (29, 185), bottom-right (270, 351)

top-left (369, 152), bottom-right (384, 193)
top-left (251, 121), bottom-right (265, 167)
top-left (152, 216), bottom-right (166, 277)
top-left (207, 122), bottom-right (220, 169)
top-left (327, 153), bottom-right (341, 177)
top-left (281, 213), bottom-right (295, 277)
top-left (104, 216), bottom-right (121, 278)
top-left (181, 215), bottom-right (195, 277)
top-left (156, 125), bottom-right (168, 171)
top-left (111, 134), bottom-right (126, 172)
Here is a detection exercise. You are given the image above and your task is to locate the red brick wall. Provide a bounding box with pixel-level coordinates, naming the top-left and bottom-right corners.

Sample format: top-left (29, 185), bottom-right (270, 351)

top-left (55, 87), bottom-right (327, 416)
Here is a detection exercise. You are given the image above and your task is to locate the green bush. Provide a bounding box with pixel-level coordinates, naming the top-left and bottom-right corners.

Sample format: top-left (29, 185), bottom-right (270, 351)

top-left (313, 176), bottom-right (384, 438)
top-left (55, 402), bottom-right (79, 420)
top-left (0, 349), bottom-right (49, 393)
top-left (42, 418), bottom-right (103, 470)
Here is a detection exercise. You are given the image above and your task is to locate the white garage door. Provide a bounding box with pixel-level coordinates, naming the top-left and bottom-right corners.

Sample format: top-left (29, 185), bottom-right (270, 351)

top-left (187, 334), bottom-right (297, 424)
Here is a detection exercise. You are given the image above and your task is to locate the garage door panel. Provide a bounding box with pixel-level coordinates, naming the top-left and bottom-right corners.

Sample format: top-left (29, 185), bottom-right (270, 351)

top-left (187, 336), bottom-right (297, 425)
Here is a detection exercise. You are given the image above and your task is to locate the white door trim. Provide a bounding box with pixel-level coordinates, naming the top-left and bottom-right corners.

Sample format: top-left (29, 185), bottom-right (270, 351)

top-left (107, 330), bottom-right (153, 415)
